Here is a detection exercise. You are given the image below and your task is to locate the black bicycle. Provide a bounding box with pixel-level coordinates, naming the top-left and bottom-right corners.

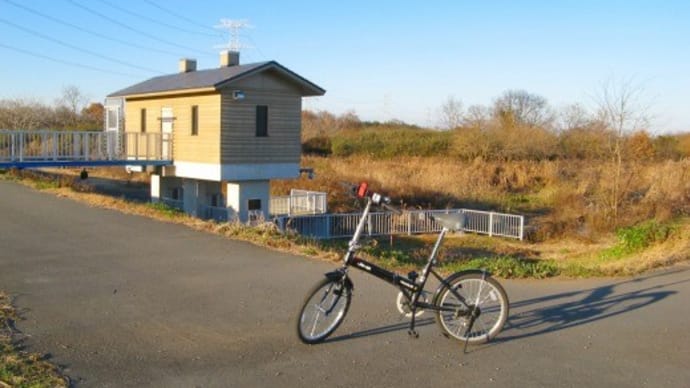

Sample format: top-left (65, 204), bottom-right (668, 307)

top-left (296, 182), bottom-right (509, 346)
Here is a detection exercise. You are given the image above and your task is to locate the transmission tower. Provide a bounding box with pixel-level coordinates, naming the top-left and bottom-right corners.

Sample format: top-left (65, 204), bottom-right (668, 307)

top-left (214, 19), bottom-right (252, 52)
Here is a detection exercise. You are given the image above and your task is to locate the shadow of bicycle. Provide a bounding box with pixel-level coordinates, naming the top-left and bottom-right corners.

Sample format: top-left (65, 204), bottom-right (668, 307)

top-left (498, 268), bottom-right (689, 342)
top-left (324, 317), bottom-right (435, 343)
top-left (318, 268), bottom-right (688, 347)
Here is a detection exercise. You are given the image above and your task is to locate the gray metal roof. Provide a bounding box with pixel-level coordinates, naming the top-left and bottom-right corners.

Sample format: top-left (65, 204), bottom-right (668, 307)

top-left (108, 61), bottom-right (325, 97)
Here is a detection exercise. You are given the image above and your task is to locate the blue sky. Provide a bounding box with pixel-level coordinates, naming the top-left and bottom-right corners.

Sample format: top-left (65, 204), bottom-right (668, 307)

top-left (1, 0), bottom-right (688, 132)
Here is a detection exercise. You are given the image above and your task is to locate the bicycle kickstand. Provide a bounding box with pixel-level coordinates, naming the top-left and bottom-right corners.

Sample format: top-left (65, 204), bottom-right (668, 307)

top-left (407, 308), bottom-right (419, 339)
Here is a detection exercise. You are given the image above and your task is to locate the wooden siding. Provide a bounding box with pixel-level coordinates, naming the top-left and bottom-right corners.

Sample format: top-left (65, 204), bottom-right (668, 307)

top-left (124, 93), bottom-right (221, 164)
top-left (220, 71), bottom-right (303, 164)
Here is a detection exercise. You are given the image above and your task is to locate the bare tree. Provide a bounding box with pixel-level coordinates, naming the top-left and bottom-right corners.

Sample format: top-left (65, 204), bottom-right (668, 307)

top-left (595, 76), bottom-right (651, 222)
top-left (60, 85), bottom-right (88, 114)
top-left (462, 104), bottom-right (491, 129)
top-left (557, 103), bottom-right (591, 132)
top-left (438, 95), bottom-right (463, 130)
top-left (0, 98), bottom-right (52, 130)
top-left (493, 89), bottom-right (554, 129)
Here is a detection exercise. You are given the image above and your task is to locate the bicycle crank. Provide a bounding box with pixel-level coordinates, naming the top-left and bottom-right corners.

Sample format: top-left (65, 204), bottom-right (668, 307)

top-left (396, 291), bottom-right (430, 318)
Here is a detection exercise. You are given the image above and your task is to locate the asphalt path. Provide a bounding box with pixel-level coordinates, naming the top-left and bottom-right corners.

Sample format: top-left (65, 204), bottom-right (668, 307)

top-left (1, 180), bottom-right (689, 387)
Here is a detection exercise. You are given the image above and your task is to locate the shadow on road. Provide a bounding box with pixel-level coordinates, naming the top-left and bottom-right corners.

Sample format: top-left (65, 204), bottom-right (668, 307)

top-left (498, 268), bottom-right (689, 342)
top-left (325, 318), bottom-right (435, 344)
top-left (314, 268), bottom-right (689, 346)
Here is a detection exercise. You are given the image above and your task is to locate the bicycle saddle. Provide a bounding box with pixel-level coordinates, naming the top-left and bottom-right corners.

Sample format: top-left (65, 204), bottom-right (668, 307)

top-left (431, 213), bottom-right (465, 232)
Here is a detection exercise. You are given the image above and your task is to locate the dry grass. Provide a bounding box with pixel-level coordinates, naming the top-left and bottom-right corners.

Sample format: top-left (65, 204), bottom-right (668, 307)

top-left (41, 166), bottom-right (150, 183)
top-left (272, 155), bottom-right (690, 276)
top-left (275, 156), bottom-right (690, 240)
top-left (1, 292), bottom-right (68, 387)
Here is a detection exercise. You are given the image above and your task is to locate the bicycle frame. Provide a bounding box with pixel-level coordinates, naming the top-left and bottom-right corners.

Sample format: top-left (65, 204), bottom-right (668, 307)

top-left (340, 198), bottom-right (475, 322)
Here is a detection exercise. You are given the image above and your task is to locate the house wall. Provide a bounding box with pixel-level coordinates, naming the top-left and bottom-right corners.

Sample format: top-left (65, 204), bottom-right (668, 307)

top-left (219, 70), bottom-right (303, 165)
top-left (124, 93), bottom-right (221, 164)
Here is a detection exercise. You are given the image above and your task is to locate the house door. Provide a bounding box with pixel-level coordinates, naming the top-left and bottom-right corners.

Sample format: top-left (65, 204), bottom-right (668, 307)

top-left (161, 107), bottom-right (173, 159)
top-left (105, 107), bottom-right (120, 159)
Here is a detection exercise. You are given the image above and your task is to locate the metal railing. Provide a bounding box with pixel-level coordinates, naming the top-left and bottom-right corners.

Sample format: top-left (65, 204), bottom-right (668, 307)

top-left (276, 208), bottom-right (524, 240)
top-left (201, 205), bottom-right (230, 222)
top-left (0, 129), bottom-right (172, 166)
top-left (269, 189), bottom-right (327, 216)
top-left (160, 197), bottom-right (184, 210)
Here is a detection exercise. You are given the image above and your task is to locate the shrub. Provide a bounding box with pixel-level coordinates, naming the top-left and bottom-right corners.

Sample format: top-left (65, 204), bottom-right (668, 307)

top-left (330, 128), bottom-right (451, 158)
top-left (559, 125), bottom-right (611, 160)
top-left (601, 220), bottom-right (676, 259)
top-left (302, 136), bottom-right (332, 156)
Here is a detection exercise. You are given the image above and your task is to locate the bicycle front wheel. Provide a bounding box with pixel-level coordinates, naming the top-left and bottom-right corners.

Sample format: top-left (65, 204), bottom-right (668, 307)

top-left (435, 273), bottom-right (509, 345)
top-left (297, 277), bottom-right (351, 344)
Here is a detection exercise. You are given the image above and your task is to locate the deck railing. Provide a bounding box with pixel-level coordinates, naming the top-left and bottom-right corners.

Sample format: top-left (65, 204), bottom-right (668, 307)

top-left (0, 130), bottom-right (172, 166)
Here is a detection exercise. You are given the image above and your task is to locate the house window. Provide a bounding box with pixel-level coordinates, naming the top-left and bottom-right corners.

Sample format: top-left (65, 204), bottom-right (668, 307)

top-left (191, 105), bottom-right (199, 136)
top-left (256, 105), bottom-right (268, 137)
top-left (248, 199), bottom-right (262, 210)
top-left (140, 108), bottom-right (146, 133)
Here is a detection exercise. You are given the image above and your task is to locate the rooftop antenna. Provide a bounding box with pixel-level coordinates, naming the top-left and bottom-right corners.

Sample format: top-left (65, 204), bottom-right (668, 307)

top-left (214, 19), bottom-right (252, 52)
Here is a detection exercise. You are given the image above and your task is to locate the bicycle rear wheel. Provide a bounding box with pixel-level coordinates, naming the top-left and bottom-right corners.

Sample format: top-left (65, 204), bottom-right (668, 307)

top-left (297, 277), bottom-right (351, 344)
top-left (435, 272), bottom-right (509, 345)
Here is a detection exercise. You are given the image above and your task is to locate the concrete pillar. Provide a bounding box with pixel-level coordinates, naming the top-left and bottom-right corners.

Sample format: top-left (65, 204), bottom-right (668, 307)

top-left (150, 174), bottom-right (161, 203)
top-left (225, 180), bottom-right (269, 223)
top-left (226, 182), bottom-right (240, 221)
top-left (183, 179), bottom-right (199, 217)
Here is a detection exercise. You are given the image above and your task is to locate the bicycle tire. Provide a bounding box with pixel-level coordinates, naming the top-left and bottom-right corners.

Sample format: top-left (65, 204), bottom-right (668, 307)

top-left (297, 277), bottom-right (351, 344)
top-left (434, 272), bottom-right (509, 344)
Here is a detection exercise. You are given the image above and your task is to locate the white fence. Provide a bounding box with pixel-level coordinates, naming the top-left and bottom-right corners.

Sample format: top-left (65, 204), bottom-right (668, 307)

top-left (269, 189), bottom-right (327, 216)
top-left (276, 209), bottom-right (524, 240)
top-left (0, 129), bottom-right (171, 165)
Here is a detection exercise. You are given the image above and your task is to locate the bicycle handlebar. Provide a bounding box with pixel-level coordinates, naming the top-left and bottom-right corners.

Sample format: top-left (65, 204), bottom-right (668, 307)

top-left (351, 182), bottom-right (402, 214)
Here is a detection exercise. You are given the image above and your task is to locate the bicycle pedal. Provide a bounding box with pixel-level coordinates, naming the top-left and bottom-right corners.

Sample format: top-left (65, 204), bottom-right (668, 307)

top-left (407, 329), bottom-right (419, 339)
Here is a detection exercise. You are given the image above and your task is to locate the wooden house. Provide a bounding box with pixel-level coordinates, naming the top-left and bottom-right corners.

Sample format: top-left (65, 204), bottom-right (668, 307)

top-left (106, 51), bottom-right (325, 221)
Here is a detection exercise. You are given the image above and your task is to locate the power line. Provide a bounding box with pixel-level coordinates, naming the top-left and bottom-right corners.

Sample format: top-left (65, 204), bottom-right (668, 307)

top-left (0, 42), bottom-right (144, 78)
top-left (94, 0), bottom-right (220, 38)
top-left (65, 0), bottom-right (212, 57)
top-left (1, 0), bottom-right (181, 57)
top-left (243, 34), bottom-right (269, 61)
top-left (142, 0), bottom-right (218, 34)
top-left (0, 17), bottom-right (163, 74)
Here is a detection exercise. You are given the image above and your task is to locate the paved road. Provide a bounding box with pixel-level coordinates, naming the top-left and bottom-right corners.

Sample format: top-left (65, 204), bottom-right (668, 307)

top-left (1, 180), bottom-right (689, 387)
